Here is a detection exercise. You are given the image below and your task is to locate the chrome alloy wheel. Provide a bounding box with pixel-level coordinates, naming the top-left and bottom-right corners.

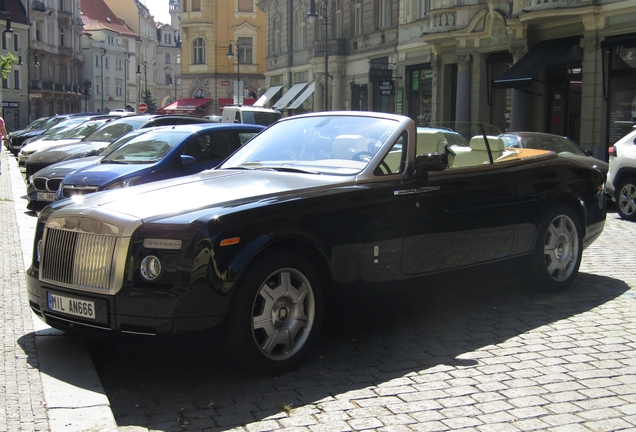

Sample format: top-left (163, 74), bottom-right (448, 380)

top-left (543, 214), bottom-right (580, 282)
top-left (618, 181), bottom-right (636, 217)
top-left (251, 268), bottom-right (316, 361)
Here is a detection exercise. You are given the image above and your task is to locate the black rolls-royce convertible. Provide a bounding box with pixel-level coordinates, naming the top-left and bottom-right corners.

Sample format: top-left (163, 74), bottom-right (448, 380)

top-left (26, 112), bottom-right (606, 374)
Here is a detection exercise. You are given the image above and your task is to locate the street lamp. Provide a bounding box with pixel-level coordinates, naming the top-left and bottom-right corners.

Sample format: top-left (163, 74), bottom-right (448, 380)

top-left (137, 60), bottom-right (148, 105)
top-left (307, 0), bottom-right (329, 111)
top-left (226, 40), bottom-right (243, 106)
top-left (170, 74), bottom-right (179, 102)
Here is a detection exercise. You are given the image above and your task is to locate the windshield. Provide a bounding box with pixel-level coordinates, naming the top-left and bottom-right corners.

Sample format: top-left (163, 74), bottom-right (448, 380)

top-left (101, 130), bottom-right (190, 164)
top-left (39, 119), bottom-right (86, 140)
top-left (83, 117), bottom-right (148, 143)
top-left (25, 118), bottom-right (49, 131)
top-left (221, 115), bottom-right (398, 175)
top-left (40, 116), bottom-right (67, 130)
top-left (61, 120), bottom-right (110, 139)
top-left (96, 129), bottom-right (155, 156)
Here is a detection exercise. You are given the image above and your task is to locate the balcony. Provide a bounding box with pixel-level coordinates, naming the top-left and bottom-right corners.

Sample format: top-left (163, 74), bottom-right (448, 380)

top-left (523, 0), bottom-right (593, 12)
top-left (313, 38), bottom-right (348, 58)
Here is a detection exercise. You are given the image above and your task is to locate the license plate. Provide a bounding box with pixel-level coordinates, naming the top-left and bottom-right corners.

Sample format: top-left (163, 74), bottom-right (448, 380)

top-left (36, 192), bottom-right (57, 202)
top-left (47, 292), bottom-right (95, 320)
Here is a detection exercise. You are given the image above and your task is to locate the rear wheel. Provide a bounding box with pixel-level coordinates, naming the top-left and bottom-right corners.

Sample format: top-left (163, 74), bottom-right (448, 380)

top-left (223, 250), bottom-right (323, 375)
top-left (527, 205), bottom-right (582, 292)
top-left (616, 177), bottom-right (636, 221)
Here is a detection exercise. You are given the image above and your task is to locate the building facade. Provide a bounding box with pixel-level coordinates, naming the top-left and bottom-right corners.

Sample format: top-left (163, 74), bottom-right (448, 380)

top-left (28, 0), bottom-right (85, 120)
top-left (259, 0), bottom-right (636, 159)
top-left (156, 22), bottom-right (182, 108)
top-left (178, 0), bottom-right (268, 115)
top-left (1, 0), bottom-right (30, 132)
top-left (103, 0), bottom-right (159, 112)
top-left (80, 0), bottom-right (139, 114)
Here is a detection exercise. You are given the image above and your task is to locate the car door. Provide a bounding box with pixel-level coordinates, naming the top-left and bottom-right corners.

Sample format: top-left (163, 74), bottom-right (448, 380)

top-left (400, 159), bottom-right (518, 275)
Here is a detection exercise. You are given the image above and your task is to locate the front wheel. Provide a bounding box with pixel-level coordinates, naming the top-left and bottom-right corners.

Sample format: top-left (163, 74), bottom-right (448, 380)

top-left (616, 177), bottom-right (636, 221)
top-left (223, 250), bottom-right (324, 375)
top-left (526, 205), bottom-right (582, 292)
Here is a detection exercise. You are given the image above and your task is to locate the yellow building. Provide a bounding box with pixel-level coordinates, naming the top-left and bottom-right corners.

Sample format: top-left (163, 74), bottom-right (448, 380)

top-left (179, 0), bottom-right (268, 114)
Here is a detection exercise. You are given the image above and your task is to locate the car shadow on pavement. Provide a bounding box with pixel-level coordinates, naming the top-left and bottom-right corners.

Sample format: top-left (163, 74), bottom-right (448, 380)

top-left (81, 271), bottom-right (629, 431)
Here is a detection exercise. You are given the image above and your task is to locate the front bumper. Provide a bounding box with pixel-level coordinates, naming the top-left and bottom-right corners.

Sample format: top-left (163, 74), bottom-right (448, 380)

top-left (26, 265), bottom-right (230, 339)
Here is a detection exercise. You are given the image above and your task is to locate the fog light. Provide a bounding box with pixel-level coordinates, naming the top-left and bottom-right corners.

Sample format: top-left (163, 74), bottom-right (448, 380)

top-left (140, 255), bottom-right (162, 280)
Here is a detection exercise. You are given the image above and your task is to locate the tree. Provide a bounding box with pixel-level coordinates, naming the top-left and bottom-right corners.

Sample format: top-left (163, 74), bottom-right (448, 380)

top-left (141, 87), bottom-right (159, 114)
top-left (0, 52), bottom-right (18, 80)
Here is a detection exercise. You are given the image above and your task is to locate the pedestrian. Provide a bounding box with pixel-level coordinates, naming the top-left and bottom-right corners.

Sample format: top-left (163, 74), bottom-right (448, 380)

top-left (0, 114), bottom-right (6, 144)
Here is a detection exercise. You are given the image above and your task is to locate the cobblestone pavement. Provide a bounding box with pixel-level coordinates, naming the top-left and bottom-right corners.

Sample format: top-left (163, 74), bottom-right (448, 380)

top-left (0, 148), bottom-right (50, 431)
top-left (89, 208), bottom-right (636, 431)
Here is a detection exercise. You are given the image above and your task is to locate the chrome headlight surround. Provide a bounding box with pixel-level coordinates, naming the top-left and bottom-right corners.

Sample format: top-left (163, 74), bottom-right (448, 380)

top-left (140, 255), bottom-right (162, 280)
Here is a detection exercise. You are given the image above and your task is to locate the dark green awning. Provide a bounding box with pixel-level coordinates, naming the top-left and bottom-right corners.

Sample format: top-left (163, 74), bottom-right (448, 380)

top-left (493, 38), bottom-right (582, 89)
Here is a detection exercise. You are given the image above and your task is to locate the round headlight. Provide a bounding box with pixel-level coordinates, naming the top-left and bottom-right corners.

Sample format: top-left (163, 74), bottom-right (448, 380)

top-left (140, 255), bottom-right (162, 280)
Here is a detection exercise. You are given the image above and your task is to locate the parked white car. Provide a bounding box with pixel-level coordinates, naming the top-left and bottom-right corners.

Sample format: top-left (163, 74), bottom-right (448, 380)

top-left (606, 127), bottom-right (636, 221)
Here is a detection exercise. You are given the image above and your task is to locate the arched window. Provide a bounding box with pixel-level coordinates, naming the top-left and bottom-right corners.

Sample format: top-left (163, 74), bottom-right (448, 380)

top-left (193, 38), bottom-right (206, 64)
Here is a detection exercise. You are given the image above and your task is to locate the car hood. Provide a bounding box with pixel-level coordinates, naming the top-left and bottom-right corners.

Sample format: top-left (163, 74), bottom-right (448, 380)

top-left (21, 138), bottom-right (82, 154)
top-left (31, 156), bottom-right (103, 179)
top-left (49, 169), bottom-right (349, 223)
top-left (28, 141), bottom-right (108, 164)
top-left (63, 161), bottom-right (151, 186)
top-left (16, 129), bottom-right (45, 139)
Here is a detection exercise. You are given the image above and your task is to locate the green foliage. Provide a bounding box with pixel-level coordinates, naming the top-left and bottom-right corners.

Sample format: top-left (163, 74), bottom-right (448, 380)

top-left (141, 87), bottom-right (159, 114)
top-left (0, 53), bottom-right (18, 80)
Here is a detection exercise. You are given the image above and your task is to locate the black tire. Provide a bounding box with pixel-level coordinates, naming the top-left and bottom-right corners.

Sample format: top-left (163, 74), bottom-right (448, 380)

top-left (223, 250), bottom-right (324, 375)
top-left (526, 205), bottom-right (583, 292)
top-left (616, 177), bottom-right (636, 221)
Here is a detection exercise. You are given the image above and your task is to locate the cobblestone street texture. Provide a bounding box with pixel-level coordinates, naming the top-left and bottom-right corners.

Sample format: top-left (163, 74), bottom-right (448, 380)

top-left (2, 146), bottom-right (636, 431)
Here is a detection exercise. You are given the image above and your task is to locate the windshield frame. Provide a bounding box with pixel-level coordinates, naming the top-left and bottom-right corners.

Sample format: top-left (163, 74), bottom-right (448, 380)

top-left (220, 112), bottom-right (407, 176)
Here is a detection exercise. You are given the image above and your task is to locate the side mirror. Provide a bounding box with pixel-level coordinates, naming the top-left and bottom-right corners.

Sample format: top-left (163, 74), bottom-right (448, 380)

top-left (180, 154), bottom-right (196, 166)
top-left (414, 153), bottom-right (448, 181)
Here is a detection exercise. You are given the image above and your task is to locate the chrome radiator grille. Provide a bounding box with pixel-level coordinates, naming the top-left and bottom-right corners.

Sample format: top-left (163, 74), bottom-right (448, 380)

top-left (41, 228), bottom-right (118, 292)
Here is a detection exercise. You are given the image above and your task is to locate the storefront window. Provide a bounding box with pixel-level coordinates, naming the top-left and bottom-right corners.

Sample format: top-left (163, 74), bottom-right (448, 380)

top-left (407, 66), bottom-right (432, 124)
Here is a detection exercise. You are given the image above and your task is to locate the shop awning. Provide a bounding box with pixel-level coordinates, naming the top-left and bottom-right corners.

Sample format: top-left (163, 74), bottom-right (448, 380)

top-left (493, 38), bottom-right (582, 89)
top-left (272, 83), bottom-right (308, 109)
top-left (287, 82), bottom-right (316, 110)
top-left (253, 85), bottom-right (283, 107)
top-left (157, 98), bottom-right (213, 114)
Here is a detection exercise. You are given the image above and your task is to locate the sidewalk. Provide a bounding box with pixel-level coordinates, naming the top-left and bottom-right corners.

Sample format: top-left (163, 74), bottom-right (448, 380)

top-left (0, 147), bottom-right (118, 432)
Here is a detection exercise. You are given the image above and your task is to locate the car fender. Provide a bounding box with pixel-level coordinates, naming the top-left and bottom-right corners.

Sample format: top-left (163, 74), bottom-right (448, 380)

top-left (209, 226), bottom-right (331, 288)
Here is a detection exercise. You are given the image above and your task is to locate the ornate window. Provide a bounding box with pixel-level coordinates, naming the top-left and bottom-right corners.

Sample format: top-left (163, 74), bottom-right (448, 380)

top-left (193, 38), bottom-right (206, 64)
top-left (238, 37), bottom-right (253, 64)
top-left (378, 0), bottom-right (392, 29)
top-left (353, 0), bottom-right (362, 35)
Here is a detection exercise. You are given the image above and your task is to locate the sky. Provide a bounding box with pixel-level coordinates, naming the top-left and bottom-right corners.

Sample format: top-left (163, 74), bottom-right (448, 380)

top-left (142, 0), bottom-right (172, 25)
